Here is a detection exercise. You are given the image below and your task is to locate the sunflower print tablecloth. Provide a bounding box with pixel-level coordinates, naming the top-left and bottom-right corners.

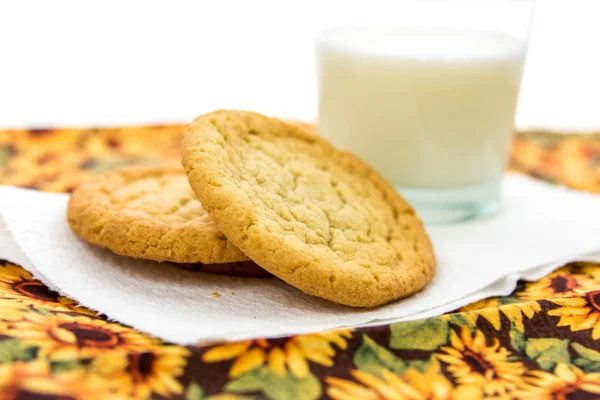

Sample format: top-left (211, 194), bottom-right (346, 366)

top-left (0, 126), bottom-right (599, 400)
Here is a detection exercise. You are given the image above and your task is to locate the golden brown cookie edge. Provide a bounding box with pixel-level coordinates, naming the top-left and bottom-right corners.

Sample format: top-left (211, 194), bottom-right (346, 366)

top-left (182, 110), bottom-right (436, 307)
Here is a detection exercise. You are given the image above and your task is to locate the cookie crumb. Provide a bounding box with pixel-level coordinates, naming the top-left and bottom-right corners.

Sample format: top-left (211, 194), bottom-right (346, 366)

top-left (231, 291), bottom-right (236, 296)
top-left (212, 291), bottom-right (221, 298)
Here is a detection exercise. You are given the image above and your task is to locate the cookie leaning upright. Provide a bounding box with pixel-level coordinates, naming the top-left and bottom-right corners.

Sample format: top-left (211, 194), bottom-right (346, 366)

top-left (67, 164), bottom-right (249, 264)
top-left (182, 110), bottom-right (436, 307)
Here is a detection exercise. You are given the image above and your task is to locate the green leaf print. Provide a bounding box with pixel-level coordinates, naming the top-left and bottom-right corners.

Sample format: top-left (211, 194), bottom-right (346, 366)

top-left (407, 358), bottom-right (434, 373)
top-left (353, 334), bottom-right (407, 376)
top-left (498, 297), bottom-right (524, 305)
top-left (525, 338), bottom-right (570, 371)
top-left (225, 369), bottom-right (265, 393)
top-left (509, 323), bottom-right (527, 353)
top-left (572, 343), bottom-right (600, 372)
top-left (390, 318), bottom-right (450, 351)
top-left (447, 314), bottom-right (475, 331)
top-left (0, 147), bottom-right (11, 167)
top-left (51, 360), bottom-right (83, 375)
top-left (186, 380), bottom-right (257, 400)
top-left (226, 367), bottom-right (321, 400)
top-left (185, 381), bottom-right (204, 400)
top-left (32, 306), bottom-right (54, 316)
top-left (0, 338), bottom-right (38, 363)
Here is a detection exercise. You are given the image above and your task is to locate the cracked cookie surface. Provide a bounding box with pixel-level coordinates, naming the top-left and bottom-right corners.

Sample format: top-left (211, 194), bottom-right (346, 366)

top-left (67, 164), bottom-right (250, 264)
top-left (182, 110), bottom-right (436, 307)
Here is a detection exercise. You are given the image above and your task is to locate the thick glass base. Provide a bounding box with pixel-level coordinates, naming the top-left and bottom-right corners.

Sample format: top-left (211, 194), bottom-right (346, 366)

top-left (397, 181), bottom-right (501, 225)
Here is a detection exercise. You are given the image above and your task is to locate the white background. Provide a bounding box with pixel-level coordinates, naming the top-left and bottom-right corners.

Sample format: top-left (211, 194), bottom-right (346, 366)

top-left (1, 0), bottom-right (599, 130)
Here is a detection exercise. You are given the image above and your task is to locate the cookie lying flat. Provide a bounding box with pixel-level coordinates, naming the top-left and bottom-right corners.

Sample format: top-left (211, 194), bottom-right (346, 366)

top-left (182, 110), bottom-right (436, 307)
top-left (67, 164), bottom-right (250, 264)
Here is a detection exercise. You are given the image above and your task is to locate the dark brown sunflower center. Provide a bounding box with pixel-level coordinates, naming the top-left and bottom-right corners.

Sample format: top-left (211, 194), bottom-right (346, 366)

top-left (15, 390), bottom-right (75, 400)
top-left (58, 322), bottom-right (120, 348)
top-left (266, 339), bottom-right (289, 348)
top-left (14, 281), bottom-right (60, 302)
top-left (106, 138), bottom-right (121, 149)
top-left (29, 128), bottom-right (53, 136)
top-left (587, 291), bottom-right (600, 311)
top-left (127, 352), bottom-right (156, 382)
top-left (551, 383), bottom-right (578, 399)
top-left (550, 276), bottom-right (578, 293)
top-left (37, 154), bottom-right (57, 165)
top-left (463, 350), bottom-right (494, 376)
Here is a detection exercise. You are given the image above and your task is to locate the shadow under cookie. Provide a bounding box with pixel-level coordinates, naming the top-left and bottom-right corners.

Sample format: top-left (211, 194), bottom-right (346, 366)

top-left (173, 261), bottom-right (272, 277)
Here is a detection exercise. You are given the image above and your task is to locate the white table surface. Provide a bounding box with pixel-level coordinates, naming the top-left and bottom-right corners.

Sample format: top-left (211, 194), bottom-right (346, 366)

top-left (0, 0), bottom-right (599, 131)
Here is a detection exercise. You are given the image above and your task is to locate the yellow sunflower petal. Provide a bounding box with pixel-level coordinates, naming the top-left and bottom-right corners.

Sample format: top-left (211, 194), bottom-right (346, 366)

top-left (20, 377), bottom-right (67, 395)
top-left (554, 364), bottom-right (578, 383)
top-left (480, 309), bottom-right (502, 330)
top-left (211, 395), bottom-right (252, 400)
top-left (351, 370), bottom-right (402, 400)
top-left (439, 347), bottom-right (463, 358)
top-left (472, 330), bottom-right (486, 352)
top-left (549, 306), bottom-right (593, 317)
top-left (24, 361), bottom-right (50, 375)
top-left (325, 387), bottom-right (355, 400)
top-left (295, 335), bottom-right (335, 357)
top-left (229, 348), bottom-right (266, 378)
top-left (550, 297), bottom-right (588, 307)
top-left (0, 263), bottom-right (32, 282)
top-left (294, 336), bottom-right (335, 366)
top-left (521, 302), bottom-right (542, 318)
top-left (449, 331), bottom-right (464, 351)
top-left (327, 335), bottom-right (349, 350)
top-left (326, 380), bottom-right (379, 400)
top-left (381, 369), bottom-right (423, 399)
top-left (584, 372), bottom-right (600, 381)
top-left (460, 327), bottom-right (473, 348)
top-left (580, 382), bottom-right (600, 394)
top-left (339, 329), bottom-right (353, 338)
top-left (202, 341), bottom-right (252, 363)
top-left (158, 355), bottom-right (188, 369)
top-left (159, 345), bottom-right (191, 357)
top-left (91, 353), bottom-right (128, 376)
top-left (303, 350), bottom-right (334, 367)
top-left (55, 314), bottom-right (75, 323)
top-left (49, 326), bottom-right (77, 344)
top-left (285, 342), bottom-right (309, 378)
top-left (592, 323), bottom-right (600, 340)
top-left (152, 374), bottom-right (184, 396)
top-left (435, 353), bottom-right (461, 365)
top-left (268, 347), bottom-right (287, 376)
top-left (133, 385), bottom-right (152, 399)
top-left (47, 347), bottom-right (80, 360)
top-left (319, 330), bottom-right (353, 349)
top-left (8, 329), bottom-right (48, 340)
top-left (326, 376), bottom-right (376, 397)
top-left (488, 337), bottom-right (501, 352)
top-left (573, 313), bottom-right (600, 330)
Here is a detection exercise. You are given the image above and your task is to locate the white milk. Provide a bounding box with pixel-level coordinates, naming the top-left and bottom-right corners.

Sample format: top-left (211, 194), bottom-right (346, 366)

top-left (317, 27), bottom-right (526, 188)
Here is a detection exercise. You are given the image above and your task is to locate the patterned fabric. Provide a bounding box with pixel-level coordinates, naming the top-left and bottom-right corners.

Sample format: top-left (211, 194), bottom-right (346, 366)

top-left (0, 126), bottom-right (599, 399)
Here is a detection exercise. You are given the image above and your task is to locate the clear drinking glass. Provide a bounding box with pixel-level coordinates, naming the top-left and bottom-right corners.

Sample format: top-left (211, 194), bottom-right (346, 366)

top-left (316, 1), bottom-right (535, 224)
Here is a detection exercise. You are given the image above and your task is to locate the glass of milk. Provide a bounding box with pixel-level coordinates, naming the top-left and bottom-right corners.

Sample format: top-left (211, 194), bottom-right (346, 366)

top-left (317, 1), bottom-right (534, 224)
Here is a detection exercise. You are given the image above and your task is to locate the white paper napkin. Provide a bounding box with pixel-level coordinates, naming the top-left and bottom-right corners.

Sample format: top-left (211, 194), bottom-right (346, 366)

top-left (0, 173), bottom-right (599, 345)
